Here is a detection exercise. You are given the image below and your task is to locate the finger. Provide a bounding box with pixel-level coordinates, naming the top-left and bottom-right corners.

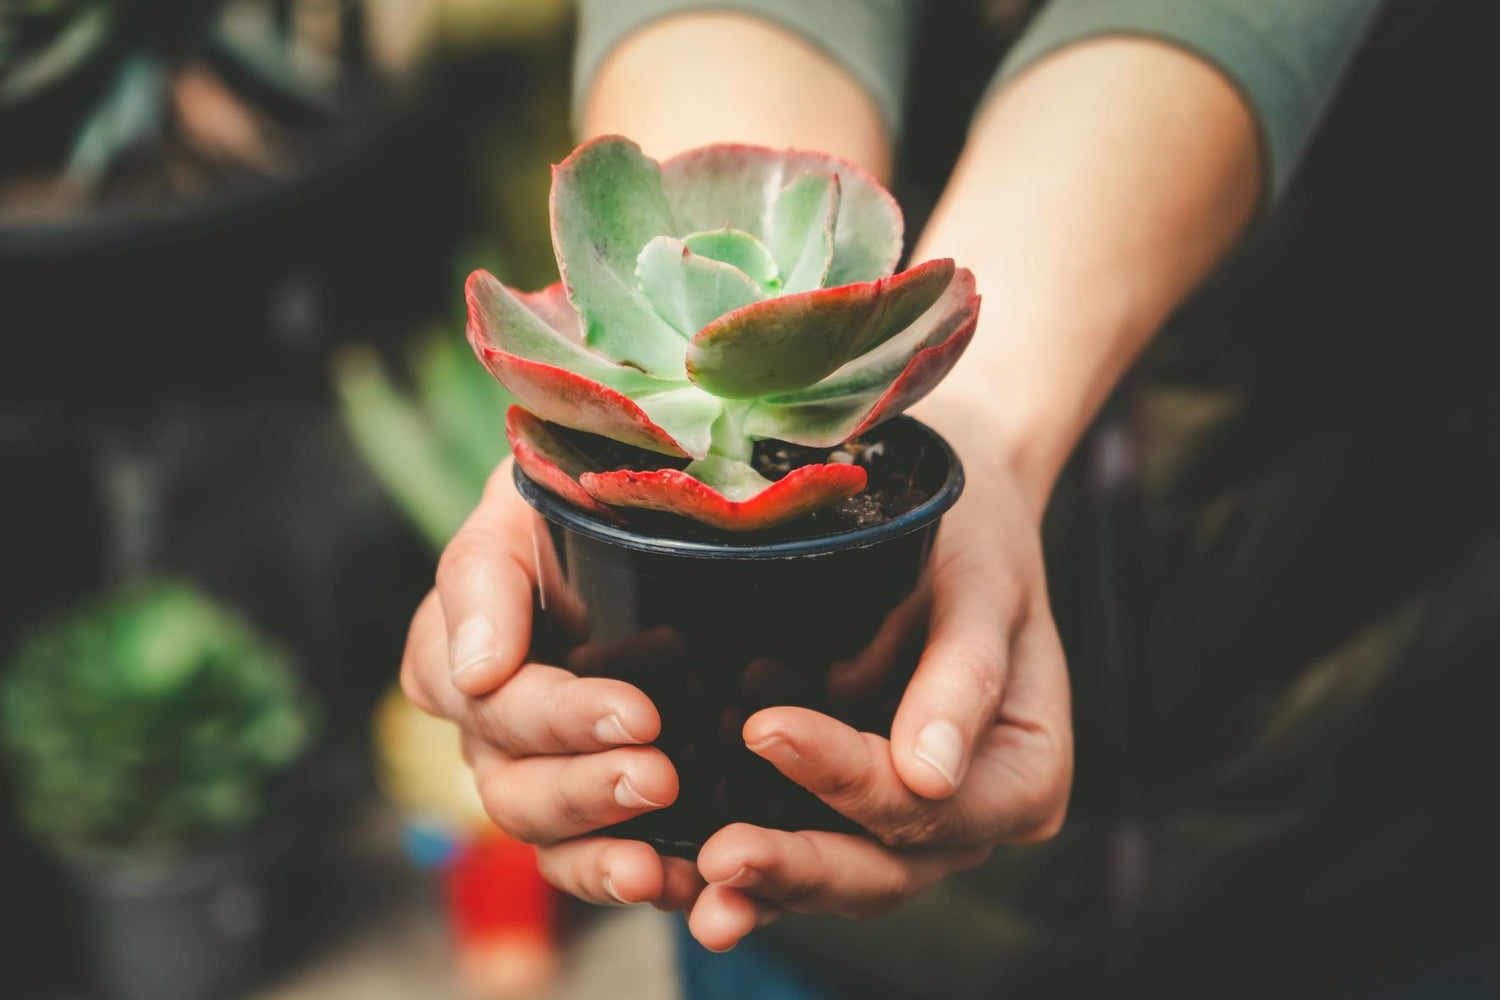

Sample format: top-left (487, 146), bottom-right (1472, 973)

top-left (743, 706), bottom-right (957, 847)
top-left (474, 664), bottom-right (660, 756)
top-left (887, 522), bottom-right (1027, 799)
top-left (400, 589), bottom-right (446, 716)
top-left (961, 611), bottom-right (1074, 843)
top-left (534, 838), bottom-right (665, 906)
top-left (654, 857), bottom-right (708, 913)
top-left (698, 824), bottom-right (982, 918)
top-left (435, 459), bottom-right (538, 697)
top-left (686, 884), bottom-right (776, 953)
top-left (471, 743), bottom-right (678, 845)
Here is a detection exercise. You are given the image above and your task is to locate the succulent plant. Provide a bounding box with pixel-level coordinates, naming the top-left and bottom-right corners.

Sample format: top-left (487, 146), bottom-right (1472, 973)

top-left (466, 136), bottom-right (980, 532)
top-left (1, 581), bottom-right (314, 856)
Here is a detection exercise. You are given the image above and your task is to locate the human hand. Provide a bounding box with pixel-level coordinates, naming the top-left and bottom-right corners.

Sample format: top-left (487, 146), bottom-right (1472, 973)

top-left (400, 459), bottom-right (707, 911)
top-left (683, 407), bottom-right (1074, 951)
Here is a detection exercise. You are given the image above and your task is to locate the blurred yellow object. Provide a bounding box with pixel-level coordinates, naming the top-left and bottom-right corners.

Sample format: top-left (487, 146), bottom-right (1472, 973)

top-left (372, 685), bottom-right (490, 834)
top-left (364, 0), bottom-right (573, 73)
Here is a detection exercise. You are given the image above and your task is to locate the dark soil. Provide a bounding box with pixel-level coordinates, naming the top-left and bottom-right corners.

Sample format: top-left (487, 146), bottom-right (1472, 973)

top-left (551, 420), bottom-right (939, 543)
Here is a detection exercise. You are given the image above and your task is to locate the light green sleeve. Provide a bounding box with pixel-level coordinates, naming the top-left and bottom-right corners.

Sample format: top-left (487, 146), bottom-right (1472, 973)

top-left (988, 0), bottom-right (1385, 197)
top-left (573, 0), bottom-right (922, 141)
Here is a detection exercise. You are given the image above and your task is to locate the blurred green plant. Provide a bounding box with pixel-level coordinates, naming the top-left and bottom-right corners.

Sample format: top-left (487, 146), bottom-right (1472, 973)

top-left (0, 0), bottom-right (368, 208)
top-left (335, 322), bottom-right (514, 552)
top-left (0, 580), bottom-right (314, 857)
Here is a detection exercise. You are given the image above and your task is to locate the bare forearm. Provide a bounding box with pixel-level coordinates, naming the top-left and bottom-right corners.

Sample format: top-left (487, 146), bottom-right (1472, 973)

top-left (579, 11), bottom-right (891, 180)
top-left (914, 39), bottom-right (1261, 515)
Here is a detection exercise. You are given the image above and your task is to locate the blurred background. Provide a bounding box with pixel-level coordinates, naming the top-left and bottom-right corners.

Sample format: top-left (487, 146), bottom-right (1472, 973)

top-left (3, 1), bottom-right (1495, 999)
top-left (0, 1), bottom-right (656, 997)
top-left (0, 1), bottom-right (1003, 997)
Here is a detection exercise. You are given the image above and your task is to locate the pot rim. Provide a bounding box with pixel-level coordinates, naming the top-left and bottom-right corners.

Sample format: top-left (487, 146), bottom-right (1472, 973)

top-left (513, 415), bottom-right (965, 561)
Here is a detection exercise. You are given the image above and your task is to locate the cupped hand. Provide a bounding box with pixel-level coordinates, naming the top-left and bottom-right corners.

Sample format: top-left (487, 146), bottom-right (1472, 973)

top-left (400, 460), bottom-right (707, 911)
top-left (401, 425), bottom-right (1074, 950)
top-left (685, 419), bottom-right (1074, 951)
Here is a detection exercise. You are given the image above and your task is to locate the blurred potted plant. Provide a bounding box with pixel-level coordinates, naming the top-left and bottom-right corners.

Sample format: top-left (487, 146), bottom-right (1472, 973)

top-left (1, 580), bottom-right (314, 1000)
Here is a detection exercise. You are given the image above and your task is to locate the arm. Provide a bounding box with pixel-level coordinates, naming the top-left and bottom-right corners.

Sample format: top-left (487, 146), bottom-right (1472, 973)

top-left (915, 36), bottom-right (1261, 517)
top-left (578, 9), bottom-right (894, 181)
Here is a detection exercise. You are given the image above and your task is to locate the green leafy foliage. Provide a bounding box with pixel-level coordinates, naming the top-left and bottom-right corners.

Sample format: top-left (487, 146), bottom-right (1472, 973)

top-left (335, 328), bottom-right (515, 552)
top-left (0, 581), bottom-right (314, 857)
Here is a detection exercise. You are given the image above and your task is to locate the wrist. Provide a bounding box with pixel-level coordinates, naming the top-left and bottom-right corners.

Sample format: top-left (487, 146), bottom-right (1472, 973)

top-left (911, 384), bottom-right (1065, 523)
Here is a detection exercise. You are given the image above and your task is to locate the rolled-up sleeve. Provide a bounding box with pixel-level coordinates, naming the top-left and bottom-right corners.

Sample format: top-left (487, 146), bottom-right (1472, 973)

top-left (574, 0), bottom-right (921, 140)
top-left (986, 0), bottom-right (1384, 197)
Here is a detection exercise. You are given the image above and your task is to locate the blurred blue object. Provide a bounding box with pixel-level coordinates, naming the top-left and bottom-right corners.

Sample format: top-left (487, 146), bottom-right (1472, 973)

top-left (673, 916), bottom-right (843, 1000)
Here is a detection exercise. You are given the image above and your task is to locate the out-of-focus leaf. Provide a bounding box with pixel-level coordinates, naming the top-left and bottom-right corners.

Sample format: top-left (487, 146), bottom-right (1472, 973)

top-left (414, 329), bottom-right (514, 494)
top-left (0, 4), bottom-right (111, 109)
top-left (65, 53), bottom-right (165, 189)
top-left (333, 344), bottom-right (479, 552)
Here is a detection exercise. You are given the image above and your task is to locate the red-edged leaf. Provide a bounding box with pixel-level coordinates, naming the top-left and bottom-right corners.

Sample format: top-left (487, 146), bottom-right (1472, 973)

top-left (660, 143), bottom-right (902, 285)
top-left (477, 352), bottom-right (718, 458)
top-left (514, 281), bottom-right (583, 342)
top-left (745, 268), bottom-right (980, 446)
top-left (580, 463), bottom-right (867, 533)
top-left (505, 406), bottom-right (616, 518)
top-left (686, 259), bottom-right (955, 398)
top-left (467, 269), bottom-right (721, 457)
top-left (466, 270), bottom-right (665, 395)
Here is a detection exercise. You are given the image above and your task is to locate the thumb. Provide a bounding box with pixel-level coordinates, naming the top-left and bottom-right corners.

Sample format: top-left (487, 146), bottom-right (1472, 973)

top-left (887, 545), bottom-right (1023, 799)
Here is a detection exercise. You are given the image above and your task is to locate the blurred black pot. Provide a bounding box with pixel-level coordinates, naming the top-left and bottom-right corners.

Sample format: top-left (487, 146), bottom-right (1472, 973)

top-left (515, 417), bottom-right (964, 857)
top-left (68, 847), bottom-right (266, 1000)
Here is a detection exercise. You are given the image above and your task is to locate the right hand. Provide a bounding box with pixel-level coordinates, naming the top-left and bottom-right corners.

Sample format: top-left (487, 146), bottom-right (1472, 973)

top-left (400, 459), bottom-right (707, 911)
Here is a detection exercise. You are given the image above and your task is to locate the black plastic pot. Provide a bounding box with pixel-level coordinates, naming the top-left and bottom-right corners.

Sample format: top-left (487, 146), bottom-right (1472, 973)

top-left (514, 416), bottom-right (964, 857)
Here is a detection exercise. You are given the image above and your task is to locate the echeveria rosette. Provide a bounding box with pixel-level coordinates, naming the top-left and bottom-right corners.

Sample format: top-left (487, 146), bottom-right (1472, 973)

top-left (467, 135), bottom-right (980, 532)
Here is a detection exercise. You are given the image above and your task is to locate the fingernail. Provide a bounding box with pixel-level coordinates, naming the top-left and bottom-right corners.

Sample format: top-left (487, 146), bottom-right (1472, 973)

top-left (602, 874), bottom-right (629, 905)
top-left (746, 734), bottom-right (796, 767)
top-left (592, 713), bottom-right (641, 746)
top-left (614, 775), bottom-right (664, 810)
top-left (716, 866), bottom-right (761, 889)
top-left (913, 721), bottom-right (963, 791)
top-left (450, 617), bottom-right (496, 677)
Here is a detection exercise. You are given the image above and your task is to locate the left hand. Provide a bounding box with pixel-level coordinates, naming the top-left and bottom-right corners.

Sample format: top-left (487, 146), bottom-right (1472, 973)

top-left (683, 421), bottom-right (1074, 951)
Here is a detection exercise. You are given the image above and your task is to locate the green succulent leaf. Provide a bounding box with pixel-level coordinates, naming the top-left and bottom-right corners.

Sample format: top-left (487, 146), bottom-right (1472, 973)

top-left (680, 455), bottom-right (775, 502)
top-left (681, 228), bottom-right (781, 292)
top-left (466, 270), bottom-right (676, 398)
top-left (686, 258), bottom-right (955, 399)
top-left (660, 145), bottom-right (902, 286)
top-left (550, 137), bottom-right (689, 376)
top-left (760, 266), bottom-right (979, 404)
top-left (636, 236), bottom-right (765, 338)
top-left (766, 173), bottom-right (838, 295)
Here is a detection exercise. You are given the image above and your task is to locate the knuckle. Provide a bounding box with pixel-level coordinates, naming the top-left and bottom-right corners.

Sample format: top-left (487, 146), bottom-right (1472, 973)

top-left (942, 637), bottom-right (1007, 703)
top-left (875, 812), bottom-right (948, 850)
top-left (472, 696), bottom-right (519, 753)
top-left (434, 543), bottom-right (481, 594)
top-left (477, 771), bottom-right (529, 842)
top-left (553, 777), bottom-right (600, 833)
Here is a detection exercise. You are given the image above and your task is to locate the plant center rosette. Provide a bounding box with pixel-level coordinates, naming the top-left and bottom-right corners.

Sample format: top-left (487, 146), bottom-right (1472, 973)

top-left (466, 136), bottom-right (980, 533)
